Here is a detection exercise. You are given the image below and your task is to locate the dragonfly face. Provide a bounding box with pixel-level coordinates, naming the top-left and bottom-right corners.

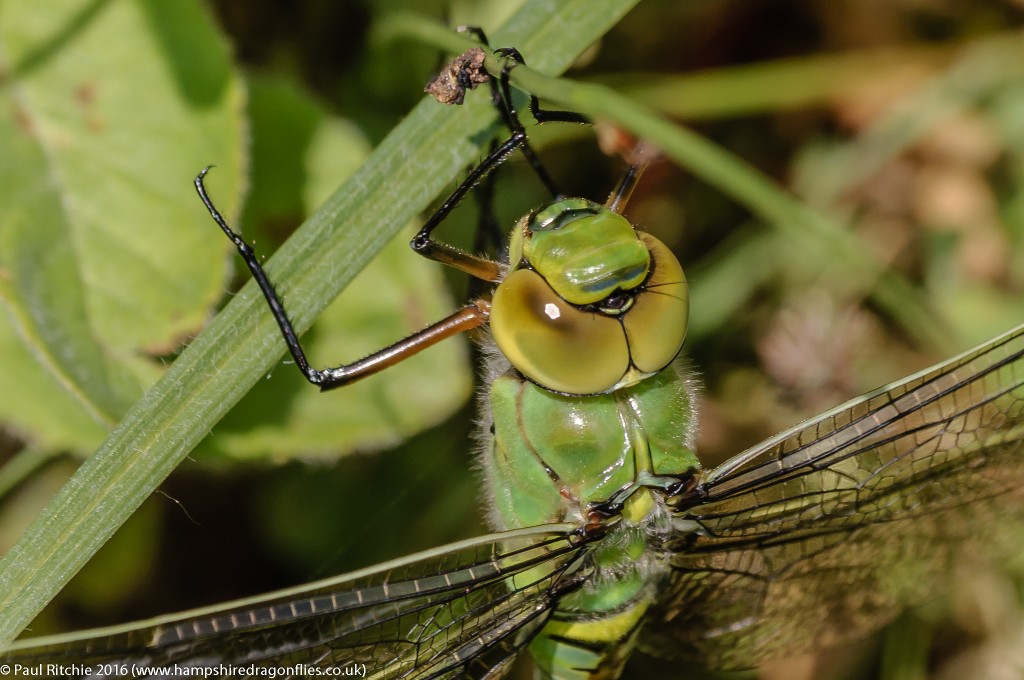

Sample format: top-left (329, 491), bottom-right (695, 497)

top-left (5, 40), bottom-right (1024, 680)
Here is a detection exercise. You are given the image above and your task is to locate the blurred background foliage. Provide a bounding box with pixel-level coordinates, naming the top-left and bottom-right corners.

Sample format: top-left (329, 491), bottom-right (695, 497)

top-left (1, 0), bottom-right (1024, 678)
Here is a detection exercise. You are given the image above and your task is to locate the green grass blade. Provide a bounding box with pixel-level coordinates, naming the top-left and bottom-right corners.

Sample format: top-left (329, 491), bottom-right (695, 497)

top-left (0, 0), bottom-right (640, 644)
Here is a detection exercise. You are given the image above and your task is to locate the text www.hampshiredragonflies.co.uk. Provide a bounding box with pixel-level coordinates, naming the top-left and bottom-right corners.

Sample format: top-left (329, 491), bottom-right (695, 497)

top-left (2, 663), bottom-right (369, 678)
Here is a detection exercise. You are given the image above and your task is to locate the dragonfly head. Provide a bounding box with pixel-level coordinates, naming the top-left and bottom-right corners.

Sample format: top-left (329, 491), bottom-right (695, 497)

top-left (490, 199), bottom-right (689, 395)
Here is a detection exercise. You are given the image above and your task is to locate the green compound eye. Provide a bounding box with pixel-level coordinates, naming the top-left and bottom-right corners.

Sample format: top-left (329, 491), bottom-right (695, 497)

top-left (490, 269), bottom-right (629, 395)
top-left (623, 233), bottom-right (688, 374)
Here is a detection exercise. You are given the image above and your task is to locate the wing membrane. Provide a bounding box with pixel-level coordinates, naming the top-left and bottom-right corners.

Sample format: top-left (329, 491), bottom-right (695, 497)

top-left (2, 525), bottom-right (595, 679)
top-left (650, 322), bottom-right (1024, 668)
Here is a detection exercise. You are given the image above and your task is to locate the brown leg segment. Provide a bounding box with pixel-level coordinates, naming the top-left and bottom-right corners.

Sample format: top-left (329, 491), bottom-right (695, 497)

top-left (316, 299), bottom-right (490, 390)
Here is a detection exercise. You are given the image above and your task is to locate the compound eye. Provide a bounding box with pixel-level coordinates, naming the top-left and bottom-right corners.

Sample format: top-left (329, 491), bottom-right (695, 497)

top-left (490, 269), bottom-right (629, 395)
top-left (623, 234), bottom-right (688, 373)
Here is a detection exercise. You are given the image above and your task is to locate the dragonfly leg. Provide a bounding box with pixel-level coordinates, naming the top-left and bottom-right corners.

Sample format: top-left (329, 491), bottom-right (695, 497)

top-left (410, 56), bottom-right (540, 270)
top-left (411, 51), bottom-right (538, 281)
top-left (408, 128), bottom-right (517, 283)
top-left (467, 140), bottom-right (505, 299)
top-left (492, 47), bottom-right (648, 216)
top-left (195, 167), bottom-right (491, 391)
top-left (472, 139), bottom-right (503, 254)
top-left (585, 472), bottom-right (698, 524)
top-left (412, 44), bottom-right (592, 275)
top-left (456, 25), bottom-right (490, 47)
top-left (492, 48), bottom-right (589, 125)
top-left (314, 299), bottom-right (490, 390)
top-left (491, 47), bottom-right (588, 199)
top-left (459, 30), bottom-right (588, 196)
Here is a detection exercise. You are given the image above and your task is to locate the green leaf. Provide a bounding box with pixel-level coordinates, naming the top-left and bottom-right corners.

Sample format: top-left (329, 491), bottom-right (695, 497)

top-left (0, 0), bottom-right (246, 451)
top-left (0, 0), bottom-right (641, 644)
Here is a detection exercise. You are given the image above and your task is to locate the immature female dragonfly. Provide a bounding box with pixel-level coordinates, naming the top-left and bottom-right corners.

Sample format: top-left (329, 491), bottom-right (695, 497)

top-left (4, 48), bottom-right (1024, 679)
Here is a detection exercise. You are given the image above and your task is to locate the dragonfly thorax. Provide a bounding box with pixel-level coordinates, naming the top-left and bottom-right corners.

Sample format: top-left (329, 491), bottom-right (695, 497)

top-left (490, 199), bottom-right (690, 395)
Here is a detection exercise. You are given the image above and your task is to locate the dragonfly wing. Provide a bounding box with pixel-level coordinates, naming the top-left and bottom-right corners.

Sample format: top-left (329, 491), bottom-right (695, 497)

top-left (645, 322), bottom-right (1024, 669)
top-left (3, 525), bottom-right (596, 679)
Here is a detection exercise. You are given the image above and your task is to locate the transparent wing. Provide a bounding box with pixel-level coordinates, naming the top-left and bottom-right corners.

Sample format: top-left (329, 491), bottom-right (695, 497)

top-left (3, 525), bottom-right (596, 679)
top-left (647, 322), bottom-right (1024, 669)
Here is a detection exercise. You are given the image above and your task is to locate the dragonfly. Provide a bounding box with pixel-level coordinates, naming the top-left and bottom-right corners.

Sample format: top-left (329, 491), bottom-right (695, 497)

top-left (4, 45), bottom-right (1024, 680)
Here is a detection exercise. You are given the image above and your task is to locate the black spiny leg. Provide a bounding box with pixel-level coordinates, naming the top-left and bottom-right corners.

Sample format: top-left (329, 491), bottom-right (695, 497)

top-left (468, 140), bottom-right (504, 300)
top-left (196, 168), bottom-right (491, 391)
top-left (491, 47), bottom-right (590, 128)
top-left (411, 44), bottom-right (592, 268)
top-left (490, 47), bottom-right (589, 199)
top-left (472, 140), bottom-right (504, 255)
top-left (197, 44), bottom-right (595, 394)
top-left (459, 31), bottom-right (589, 198)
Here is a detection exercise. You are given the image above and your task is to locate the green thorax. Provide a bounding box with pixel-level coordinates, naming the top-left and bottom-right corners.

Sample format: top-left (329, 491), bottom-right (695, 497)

top-left (508, 198), bottom-right (651, 306)
top-left (485, 362), bottom-right (698, 529)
